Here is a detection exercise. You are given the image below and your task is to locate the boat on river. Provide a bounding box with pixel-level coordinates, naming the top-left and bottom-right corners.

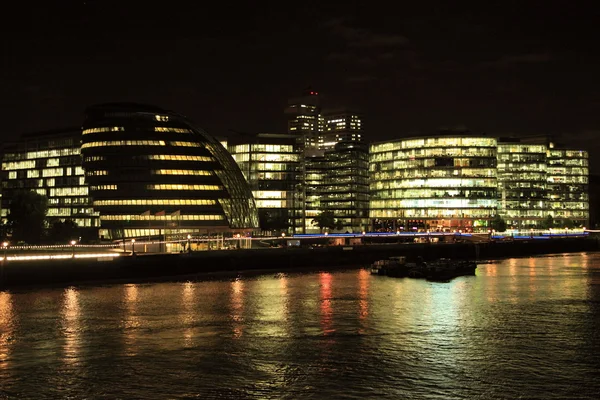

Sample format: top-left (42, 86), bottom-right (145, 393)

top-left (370, 257), bottom-right (477, 281)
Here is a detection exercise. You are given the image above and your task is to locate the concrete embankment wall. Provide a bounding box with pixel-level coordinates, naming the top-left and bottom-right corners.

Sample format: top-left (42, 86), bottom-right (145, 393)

top-left (1, 238), bottom-right (598, 289)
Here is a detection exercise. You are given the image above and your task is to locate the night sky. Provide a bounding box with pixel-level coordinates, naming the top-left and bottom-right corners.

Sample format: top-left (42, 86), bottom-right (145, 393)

top-left (1, 1), bottom-right (599, 160)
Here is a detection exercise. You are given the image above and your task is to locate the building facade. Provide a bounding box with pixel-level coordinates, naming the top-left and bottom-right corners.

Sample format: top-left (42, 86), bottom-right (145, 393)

top-left (370, 135), bottom-right (499, 231)
top-left (228, 133), bottom-right (300, 234)
top-left (1, 128), bottom-right (100, 235)
top-left (80, 103), bottom-right (259, 240)
top-left (370, 134), bottom-right (589, 231)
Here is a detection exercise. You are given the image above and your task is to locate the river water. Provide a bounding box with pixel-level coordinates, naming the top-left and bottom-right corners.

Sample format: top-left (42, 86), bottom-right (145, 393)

top-left (1, 252), bottom-right (600, 399)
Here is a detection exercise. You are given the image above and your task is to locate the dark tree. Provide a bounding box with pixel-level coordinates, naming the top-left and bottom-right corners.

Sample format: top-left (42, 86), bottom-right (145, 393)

top-left (311, 211), bottom-right (343, 233)
top-left (541, 215), bottom-right (555, 229)
top-left (7, 190), bottom-right (49, 244)
top-left (48, 218), bottom-right (79, 244)
top-left (489, 215), bottom-right (507, 232)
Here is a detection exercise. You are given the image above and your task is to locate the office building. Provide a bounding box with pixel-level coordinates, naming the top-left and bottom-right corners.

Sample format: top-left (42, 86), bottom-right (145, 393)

top-left (228, 133), bottom-right (300, 234)
top-left (80, 103), bottom-right (259, 240)
top-left (1, 128), bottom-right (100, 236)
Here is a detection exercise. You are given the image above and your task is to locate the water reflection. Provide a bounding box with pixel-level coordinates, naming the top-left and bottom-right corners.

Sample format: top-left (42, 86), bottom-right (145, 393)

top-left (181, 282), bottom-right (196, 348)
top-left (1, 254), bottom-right (600, 398)
top-left (61, 287), bottom-right (82, 367)
top-left (319, 272), bottom-right (334, 335)
top-left (230, 279), bottom-right (244, 339)
top-left (0, 291), bottom-right (14, 371)
top-left (357, 269), bottom-right (369, 332)
top-left (123, 284), bottom-right (140, 356)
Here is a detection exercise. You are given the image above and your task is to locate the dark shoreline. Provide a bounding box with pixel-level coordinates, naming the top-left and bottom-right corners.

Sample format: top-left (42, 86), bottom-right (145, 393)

top-left (1, 238), bottom-right (598, 291)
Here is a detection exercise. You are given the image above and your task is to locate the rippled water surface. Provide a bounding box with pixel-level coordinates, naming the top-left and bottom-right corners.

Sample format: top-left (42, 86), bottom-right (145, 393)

top-left (2, 252), bottom-right (600, 399)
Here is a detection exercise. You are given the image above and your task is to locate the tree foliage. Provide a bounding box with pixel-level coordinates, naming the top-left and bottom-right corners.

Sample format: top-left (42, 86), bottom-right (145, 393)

top-left (311, 211), bottom-right (344, 232)
top-left (490, 215), bottom-right (507, 232)
top-left (7, 190), bottom-right (49, 244)
top-left (48, 218), bottom-right (79, 244)
top-left (541, 214), bottom-right (555, 229)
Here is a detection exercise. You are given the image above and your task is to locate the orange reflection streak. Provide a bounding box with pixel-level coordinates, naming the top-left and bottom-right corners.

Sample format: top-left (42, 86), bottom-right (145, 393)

top-left (181, 282), bottom-right (195, 347)
top-left (319, 272), bottom-right (334, 335)
top-left (358, 269), bottom-right (369, 324)
top-left (0, 292), bottom-right (14, 370)
top-left (123, 284), bottom-right (140, 356)
top-left (230, 279), bottom-right (244, 339)
top-left (61, 287), bottom-right (81, 366)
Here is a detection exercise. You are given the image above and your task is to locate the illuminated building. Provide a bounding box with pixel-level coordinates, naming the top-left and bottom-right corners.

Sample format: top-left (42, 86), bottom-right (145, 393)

top-left (81, 103), bottom-right (259, 240)
top-left (497, 139), bottom-right (548, 228)
top-left (546, 146), bottom-right (588, 227)
top-left (319, 142), bottom-right (369, 232)
top-left (321, 109), bottom-right (363, 151)
top-left (284, 89), bottom-right (322, 152)
top-left (1, 128), bottom-right (100, 235)
top-left (370, 134), bottom-right (498, 231)
top-left (370, 134), bottom-right (589, 231)
top-left (228, 133), bottom-right (300, 234)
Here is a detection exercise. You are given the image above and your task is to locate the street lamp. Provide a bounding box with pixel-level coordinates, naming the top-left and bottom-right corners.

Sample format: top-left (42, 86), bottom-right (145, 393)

top-left (187, 234), bottom-right (191, 253)
top-left (131, 238), bottom-right (136, 255)
top-left (70, 240), bottom-right (76, 258)
top-left (2, 241), bottom-right (8, 264)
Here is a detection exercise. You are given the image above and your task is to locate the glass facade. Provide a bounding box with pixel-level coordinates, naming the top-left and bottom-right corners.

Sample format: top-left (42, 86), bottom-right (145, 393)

top-left (1, 129), bottom-right (100, 231)
top-left (497, 141), bottom-right (548, 228)
top-left (319, 142), bottom-right (369, 232)
top-left (228, 134), bottom-right (300, 234)
top-left (81, 103), bottom-right (259, 239)
top-left (546, 148), bottom-right (589, 226)
top-left (370, 135), bottom-right (589, 231)
top-left (370, 136), bottom-right (498, 231)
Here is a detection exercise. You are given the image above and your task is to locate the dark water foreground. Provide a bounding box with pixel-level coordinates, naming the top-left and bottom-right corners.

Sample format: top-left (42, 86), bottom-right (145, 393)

top-left (1, 238), bottom-right (597, 290)
top-left (1, 252), bottom-right (600, 399)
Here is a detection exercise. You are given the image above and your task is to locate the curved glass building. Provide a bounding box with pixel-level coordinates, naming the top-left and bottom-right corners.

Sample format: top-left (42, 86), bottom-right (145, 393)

top-left (370, 135), bottom-right (498, 232)
top-left (81, 103), bottom-right (259, 240)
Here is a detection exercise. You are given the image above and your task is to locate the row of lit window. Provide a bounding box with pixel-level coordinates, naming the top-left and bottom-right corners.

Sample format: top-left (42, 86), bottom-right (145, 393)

top-left (371, 178), bottom-right (497, 190)
top-left (2, 148), bottom-right (80, 162)
top-left (47, 207), bottom-right (95, 216)
top-left (498, 145), bottom-right (546, 154)
top-left (370, 209), bottom-right (494, 218)
top-left (49, 187), bottom-right (89, 196)
top-left (152, 169), bottom-right (213, 176)
top-left (371, 138), bottom-right (497, 153)
top-left (370, 199), bottom-right (497, 208)
top-left (82, 127), bottom-right (125, 135)
top-left (93, 199), bottom-right (216, 206)
top-left (91, 185), bottom-right (117, 190)
top-left (100, 214), bottom-right (224, 221)
top-left (147, 184), bottom-right (221, 191)
top-left (82, 140), bottom-right (203, 149)
top-left (154, 127), bottom-right (193, 133)
top-left (255, 200), bottom-right (287, 208)
top-left (148, 155), bottom-right (213, 162)
top-left (371, 149), bottom-right (497, 162)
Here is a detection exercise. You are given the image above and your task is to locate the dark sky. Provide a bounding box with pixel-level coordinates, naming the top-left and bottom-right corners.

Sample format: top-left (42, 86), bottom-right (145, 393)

top-left (1, 1), bottom-right (599, 153)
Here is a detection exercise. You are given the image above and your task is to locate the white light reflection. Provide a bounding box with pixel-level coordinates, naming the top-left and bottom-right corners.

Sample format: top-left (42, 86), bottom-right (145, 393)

top-left (230, 279), bottom-right (244, 339)
top-left (61, 287), bottom-right (81, 366)
top-left (123, 284), bottom-right (140, 356)
top-left (0, 291), bottom-right (14, 370)
top-left (181, 282), bottom-right (196, 347)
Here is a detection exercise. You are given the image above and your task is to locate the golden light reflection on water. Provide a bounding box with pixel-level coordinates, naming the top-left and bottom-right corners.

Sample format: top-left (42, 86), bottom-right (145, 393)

top-left (181, 282), bottom-right (196, 347)
top-left (123, 284), bottom-right (140, 356)
top-left (0, 291), bottom-right (14, 370)
top-left (61, 287), bottom-right (81, 366)
top-left (319, 272), bottom-right (334, 335)
top-left (230, 279), bottom-right (244, 339)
